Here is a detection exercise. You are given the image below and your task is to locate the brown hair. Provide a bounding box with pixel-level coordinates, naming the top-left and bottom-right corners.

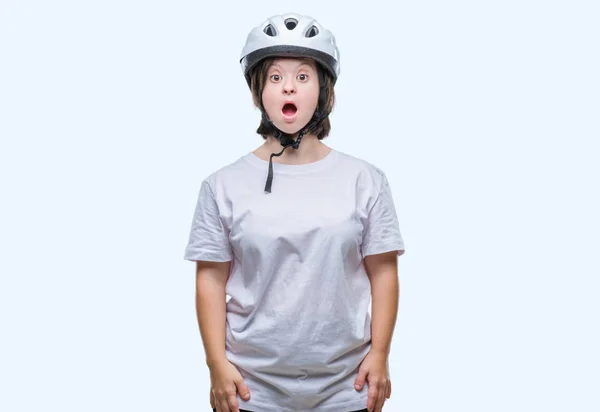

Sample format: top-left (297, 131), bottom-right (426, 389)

top-left (249, 57), bottom-right (336, 140)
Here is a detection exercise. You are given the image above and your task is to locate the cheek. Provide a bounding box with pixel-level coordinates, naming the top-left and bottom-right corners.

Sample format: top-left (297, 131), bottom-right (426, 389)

top-left (302, 86), bottom-right (320, 112)
top-left (261, 88), bottom-right (278, 113)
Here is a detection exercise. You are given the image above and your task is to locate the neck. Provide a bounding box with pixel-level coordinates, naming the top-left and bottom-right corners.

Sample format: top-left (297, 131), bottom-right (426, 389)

top-left (263, 133), bottom-right (329, 165)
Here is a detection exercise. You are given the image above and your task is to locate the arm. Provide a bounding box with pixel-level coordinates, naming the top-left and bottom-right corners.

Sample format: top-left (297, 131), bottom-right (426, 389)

top-left (354, 250), bottom-right (401, 410)
top-left (194, 260), bottom-right (231, 368)
top-left (364, 250), bottom-right (401, 355)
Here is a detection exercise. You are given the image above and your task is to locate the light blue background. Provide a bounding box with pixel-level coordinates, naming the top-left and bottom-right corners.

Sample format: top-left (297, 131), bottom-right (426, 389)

top-left (1, 0), bottom-right (598, 411)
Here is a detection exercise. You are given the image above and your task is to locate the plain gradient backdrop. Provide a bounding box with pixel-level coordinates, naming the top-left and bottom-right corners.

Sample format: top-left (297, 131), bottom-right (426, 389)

top-left (0, 0), bottom-right (598, 411)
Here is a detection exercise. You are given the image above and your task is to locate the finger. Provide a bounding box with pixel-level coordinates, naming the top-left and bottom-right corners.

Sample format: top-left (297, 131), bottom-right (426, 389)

top-left (235, 379), bottom-right (251, 401)
top-left (367, 382), bottom-right (378, 412)
top-left (228, 393), bottom-right (241, 412)
top-left (210, 388), bottom-right (216, 408)
top-left (218, 398), bottom-right (231, 412)
top-left (386, 380), bottom-right (391, 399)
top-left (355, 368), bottom-right (367, 391)
top-left (375, 384), bottom-right (386, 412)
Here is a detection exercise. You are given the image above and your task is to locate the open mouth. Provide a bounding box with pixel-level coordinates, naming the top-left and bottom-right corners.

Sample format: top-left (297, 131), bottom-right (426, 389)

top-left (282, 103), bottom-right (298, 117)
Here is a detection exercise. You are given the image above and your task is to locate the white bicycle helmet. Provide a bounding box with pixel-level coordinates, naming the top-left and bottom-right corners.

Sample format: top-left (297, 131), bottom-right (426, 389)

top-left (239, 14), bottom-right (341, 194)
top-left (240, 13), bottom-right (341, 87)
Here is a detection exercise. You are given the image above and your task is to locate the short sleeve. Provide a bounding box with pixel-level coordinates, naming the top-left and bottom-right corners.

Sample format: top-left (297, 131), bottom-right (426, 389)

top-left (361, 172), bottom-right (405, 258)
top-left (183, 180), bottom-right (233, 262)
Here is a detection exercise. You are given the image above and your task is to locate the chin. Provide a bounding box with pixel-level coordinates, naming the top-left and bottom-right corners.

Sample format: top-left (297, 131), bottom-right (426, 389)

top-left (273, 120), bottom-right (310, 135)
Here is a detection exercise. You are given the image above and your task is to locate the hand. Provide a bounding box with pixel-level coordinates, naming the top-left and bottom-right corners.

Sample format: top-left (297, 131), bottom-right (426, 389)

top-left (209, 359), bottom-right (251, 412)
top-left (354, 351), bottom-right (391, 412)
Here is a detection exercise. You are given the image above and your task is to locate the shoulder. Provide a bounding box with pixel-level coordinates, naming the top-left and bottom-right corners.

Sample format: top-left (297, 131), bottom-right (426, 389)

top-left (333, 149), bottom-right (388, 192)
top-left (200, 154), bottom-right (251, 194)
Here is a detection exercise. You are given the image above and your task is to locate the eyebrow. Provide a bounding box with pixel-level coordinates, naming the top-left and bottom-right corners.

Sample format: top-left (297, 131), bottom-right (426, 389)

top-left (270, 61), bottom-right (314, 71)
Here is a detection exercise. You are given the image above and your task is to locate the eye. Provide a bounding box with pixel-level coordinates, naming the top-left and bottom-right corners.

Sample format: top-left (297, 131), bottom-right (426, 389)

top-left (270, 74), bottom-right (281, 82)
top-left (297, 73), bottom-right (308, 81)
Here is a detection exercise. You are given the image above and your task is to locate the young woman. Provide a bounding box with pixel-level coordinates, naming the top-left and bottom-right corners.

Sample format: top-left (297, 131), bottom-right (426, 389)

top-left (184, 13), bottom-right (405, 412)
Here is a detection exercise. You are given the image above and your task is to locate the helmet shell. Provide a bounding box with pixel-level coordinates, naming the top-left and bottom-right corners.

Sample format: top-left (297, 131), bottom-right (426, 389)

top-left (240, 13), bottom-right (340, 86)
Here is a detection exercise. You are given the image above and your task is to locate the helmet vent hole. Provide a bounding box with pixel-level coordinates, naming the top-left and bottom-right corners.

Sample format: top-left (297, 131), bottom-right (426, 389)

top-left (263, 24), bottom-right (276, 36)
top-left (306, 26), bottom-right (319, 38)
top-left (284, 18), bottom-right (298, 30)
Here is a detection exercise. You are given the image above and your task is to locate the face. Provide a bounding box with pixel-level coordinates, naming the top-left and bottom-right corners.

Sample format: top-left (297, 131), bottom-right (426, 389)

top-left (261, 58), bottom-right (320, 135)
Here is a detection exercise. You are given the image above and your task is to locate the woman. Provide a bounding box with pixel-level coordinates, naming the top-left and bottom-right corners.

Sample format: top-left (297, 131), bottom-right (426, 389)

top-left (184, 13), bottom-right (405, 412)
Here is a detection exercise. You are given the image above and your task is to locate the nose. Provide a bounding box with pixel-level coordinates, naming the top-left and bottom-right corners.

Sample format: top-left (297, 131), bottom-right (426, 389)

top-left (282, 76), bottom-right (296, 95)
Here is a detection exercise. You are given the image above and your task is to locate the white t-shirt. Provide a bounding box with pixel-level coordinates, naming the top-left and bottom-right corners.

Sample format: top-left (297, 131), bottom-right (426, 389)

top-left (184, 147), bottom-right (405, 412)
